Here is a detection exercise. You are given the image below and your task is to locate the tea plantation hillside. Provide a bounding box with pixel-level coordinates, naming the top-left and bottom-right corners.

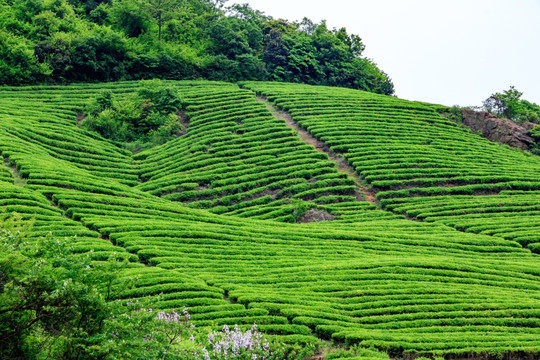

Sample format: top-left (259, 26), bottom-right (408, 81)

top-left (1, 81), bottom-right (540, 359)
top-left (135, 83), bottom-right (369, 221)
top-left (243, 82), bottom-right (540, 252)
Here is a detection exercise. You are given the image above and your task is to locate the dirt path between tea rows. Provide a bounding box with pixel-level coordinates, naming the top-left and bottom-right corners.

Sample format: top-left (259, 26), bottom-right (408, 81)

top-left (257, 96), bottom-right (378, 205)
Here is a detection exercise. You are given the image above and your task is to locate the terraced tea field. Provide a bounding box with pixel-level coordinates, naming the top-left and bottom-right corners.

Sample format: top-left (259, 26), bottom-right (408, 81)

top-left (244, 82), bottom-right (540, 252)
top-left (1, 81), bottom-right (540, 358)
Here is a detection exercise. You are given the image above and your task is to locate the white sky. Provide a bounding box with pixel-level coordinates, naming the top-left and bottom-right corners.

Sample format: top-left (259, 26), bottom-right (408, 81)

top-left (226, 0), bottom-right (540, 107)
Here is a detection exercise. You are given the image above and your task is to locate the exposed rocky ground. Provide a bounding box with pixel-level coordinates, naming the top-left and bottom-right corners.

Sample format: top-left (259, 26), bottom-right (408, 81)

top-left (460, 109), bottom-right (537, 151)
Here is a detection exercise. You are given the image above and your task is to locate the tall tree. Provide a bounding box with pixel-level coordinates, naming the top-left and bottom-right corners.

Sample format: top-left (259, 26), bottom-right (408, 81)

top-left (140, 0), bottom-right (180, 43)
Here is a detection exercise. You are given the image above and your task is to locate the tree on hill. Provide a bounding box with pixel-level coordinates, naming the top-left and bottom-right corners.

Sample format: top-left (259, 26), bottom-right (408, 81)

top-left (139, 0), bottom-right (181, 43)
top-left (483, 86), bottom-right (540, 124)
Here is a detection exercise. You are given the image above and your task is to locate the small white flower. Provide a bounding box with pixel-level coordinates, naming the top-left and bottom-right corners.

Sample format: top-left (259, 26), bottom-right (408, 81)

top-left (202, 348), bottom-right (211, 360)
top-left (183, 307), bottom-right (191, 320)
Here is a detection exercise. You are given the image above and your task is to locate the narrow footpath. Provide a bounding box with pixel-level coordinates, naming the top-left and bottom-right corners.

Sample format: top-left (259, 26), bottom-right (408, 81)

top-left (4, 159), bottom-right (26, 187)
top-left (257, 96), bottom-right (378, 205)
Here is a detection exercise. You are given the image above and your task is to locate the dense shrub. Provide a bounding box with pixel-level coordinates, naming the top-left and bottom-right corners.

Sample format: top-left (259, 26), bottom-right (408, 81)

top-left (0, 29), bottom-right (51, 85)
top-left (82, 80), bottom-right (184, 150)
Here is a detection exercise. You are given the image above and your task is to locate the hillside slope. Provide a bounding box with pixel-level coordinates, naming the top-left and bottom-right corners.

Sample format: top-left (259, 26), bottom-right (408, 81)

top-left (244, 82), bottom-right (540, 252)
top-left (1, 81), bottom-right (540, 358)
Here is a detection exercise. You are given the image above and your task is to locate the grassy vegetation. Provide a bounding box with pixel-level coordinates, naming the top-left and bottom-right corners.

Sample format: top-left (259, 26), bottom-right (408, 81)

top-left (0, 81), bottom-right (540, 358)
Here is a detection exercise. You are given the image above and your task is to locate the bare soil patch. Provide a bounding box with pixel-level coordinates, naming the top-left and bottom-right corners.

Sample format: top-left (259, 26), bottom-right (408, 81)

top-left (177, 110), bottom-right (190, 136)
top-left (300, 209), bottom-right (335, 223)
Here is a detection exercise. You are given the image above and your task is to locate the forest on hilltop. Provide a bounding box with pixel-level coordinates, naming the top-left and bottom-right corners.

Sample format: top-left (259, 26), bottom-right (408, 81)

top-left (0, 0), bottom-right (394, 94)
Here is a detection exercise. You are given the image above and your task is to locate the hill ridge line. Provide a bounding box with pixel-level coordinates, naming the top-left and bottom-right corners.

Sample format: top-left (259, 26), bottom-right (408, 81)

top-left (256, 95), bottom-right (378, 205)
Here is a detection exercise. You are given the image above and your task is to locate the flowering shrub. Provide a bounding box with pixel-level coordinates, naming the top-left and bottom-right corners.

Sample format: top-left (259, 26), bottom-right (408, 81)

top-left (150, 308), bottom-right (273, 360)
top-left (204, 324), bottom-right (271, 360)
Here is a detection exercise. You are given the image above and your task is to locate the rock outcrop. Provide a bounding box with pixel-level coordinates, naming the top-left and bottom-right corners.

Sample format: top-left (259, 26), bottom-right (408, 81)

top-left (460, 109), bottom-right (536, 151)
top-left (299, 209), bottom-right (335, 223)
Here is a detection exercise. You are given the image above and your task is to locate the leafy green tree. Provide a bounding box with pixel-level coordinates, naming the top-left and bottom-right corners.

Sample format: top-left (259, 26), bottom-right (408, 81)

top-left (0, 30), bottom-right (51, 85)
top-left (483, 86), bottom-right (540, 124)
top-left (68, 28), bottom-right (127, 81)
top-left (352, 58), bottom-right (395, 96)
top-left (263, 28), bottom-right (288, 77)
top-left (70, 0), bottom-right (111, 15)
top-left (208, 17), bottom-right (253, 59)
top-left (34, 37), bottom-right (72, 81)
top-left (519, 99), bottom-right (540, 124)
top-left (283, 33), bottom-right (321, 84)
top-left (298, 17), bottom-right (316, 35)
top-left (139, 0), bottom-right (181, 43)
top-left (110, 0), bottom-right (149, 37)
top-left (335, 27), bottom-right (364, 58)
top-left (483, 86), bottom-right (523, 120)
top-left (0, 0), bottom-right (395, 95)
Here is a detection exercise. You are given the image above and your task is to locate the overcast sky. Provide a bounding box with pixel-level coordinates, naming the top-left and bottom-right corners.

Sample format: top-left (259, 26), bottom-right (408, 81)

top-left (225, 0), bottom-right (540, 107)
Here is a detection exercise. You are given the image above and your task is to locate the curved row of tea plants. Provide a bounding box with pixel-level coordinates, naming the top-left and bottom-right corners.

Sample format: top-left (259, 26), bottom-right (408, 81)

top-left (50, 180), bottom-right (540, 356)
top-left (0, 81), bottom-right (377, 223)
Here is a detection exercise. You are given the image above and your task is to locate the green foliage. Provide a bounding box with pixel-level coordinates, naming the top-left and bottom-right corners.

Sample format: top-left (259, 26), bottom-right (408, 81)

top-left (82, 80), bottom-right (183, 149)
top-left (520, 99), bottom-right (540, 124)
top-left (531, 126), bottom-right (540, 140)
top-left (138, 79), bottom-right (184, 114)
top-left (530, 126), bottom-right (540, 155)
top-left (139, 0), bottom-right (181, 43)
top-left (436, 105), bottom-right (464, 123)
top-left (0, 0), bottom-right (393, 94)
top-left (109, 0), bottom-right (148, 37)
top-left (69, 28), bottom-right (128, 82)
top-left (0, 29), bottom-right (51, 85)
top-left (290, 200), bottom-right (312, 223)
top-left (0, 213), bottom-right (304, 359)
top-left (260, 20), bottom-right (393, 94)
top-left (0, 214), bottom-right (126, 359)
top-left (528, 242), bottom-right (540, 254)
top-left (483, 86), bottom-right (540, 124)
top-left (325, 345), bottom-right (389, 360)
